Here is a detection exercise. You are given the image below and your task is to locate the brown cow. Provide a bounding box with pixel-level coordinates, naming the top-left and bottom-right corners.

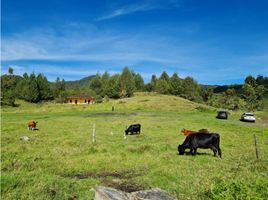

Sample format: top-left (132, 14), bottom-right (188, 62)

top-left (181, 128), bottom-right (209, 136)
top-left (28, 121), bottom-right (38, 130)
top-left (181, 128), bottom-right (197, 136)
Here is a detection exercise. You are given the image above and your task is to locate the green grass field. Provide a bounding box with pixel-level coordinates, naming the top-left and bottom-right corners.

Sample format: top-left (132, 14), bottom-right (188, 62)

top-left (1, 93), bottom-right (268, 199)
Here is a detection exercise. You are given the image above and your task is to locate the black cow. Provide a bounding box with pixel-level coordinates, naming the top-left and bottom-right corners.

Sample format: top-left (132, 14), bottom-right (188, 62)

top-left (125, 124), bottom-right (141, 135)
top-left (178, 133), bottom-right (221, 158)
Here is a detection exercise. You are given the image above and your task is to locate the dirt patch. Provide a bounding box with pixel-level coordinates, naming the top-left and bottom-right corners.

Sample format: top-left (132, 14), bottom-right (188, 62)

top-left (62, 169), bottom-right (145, 180)
top-left (102, 179), bottom-right (145, 193)
top-left (62, 169), bottom-right (146, 192)
top-left (86, 112), bottom-right (137, 118)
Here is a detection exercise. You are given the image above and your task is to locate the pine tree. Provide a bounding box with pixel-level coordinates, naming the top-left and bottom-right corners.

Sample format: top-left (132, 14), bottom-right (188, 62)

top-left (120, 67), bottom-right (135, 97)
top-left (26, 73), bottom-right (39, 103)
top-left (159, 71), bottom-right (170, 82)
top-left (146, 74), bottom-right (158, 92)
top-left (134, 73), bottom-right (145, 91)
top-left (106, 74), bottom-right (121, 98)
top-left (169, 73), bottom-right (182, 96)
top-left (156, 79), bottom-right (170, 94)
top-left (90, 74), bottom-right (103, 95)
top-left (36, 74), bottom-right (53, 101)
top-left (101, 71), bottom-right (110, 96)
top-left (53, 77), bottom-right (66, 98)
top-left (181, 76), bottom-right (202, 102)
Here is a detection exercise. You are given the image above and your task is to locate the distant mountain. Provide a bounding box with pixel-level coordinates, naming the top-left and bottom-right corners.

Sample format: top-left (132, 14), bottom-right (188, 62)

top-left (65, 75), bottom-right (95, 90)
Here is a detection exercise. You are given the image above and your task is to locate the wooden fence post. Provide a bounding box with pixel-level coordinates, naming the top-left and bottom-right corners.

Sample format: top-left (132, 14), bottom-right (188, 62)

top-left (93, 123), bottom-right (96, 143)
top-left (253, 133), bottom-right (259, 160)
top-left (124, 125), bottom-right (127, 139)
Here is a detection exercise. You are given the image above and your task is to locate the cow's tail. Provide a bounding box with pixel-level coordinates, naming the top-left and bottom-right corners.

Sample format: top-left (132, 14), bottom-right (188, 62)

top-left (216, 134), bottom-right (222, 158)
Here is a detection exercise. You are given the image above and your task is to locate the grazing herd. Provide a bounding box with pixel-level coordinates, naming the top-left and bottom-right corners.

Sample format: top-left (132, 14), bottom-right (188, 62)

top-left (27, 121), bottom-right (222, 158)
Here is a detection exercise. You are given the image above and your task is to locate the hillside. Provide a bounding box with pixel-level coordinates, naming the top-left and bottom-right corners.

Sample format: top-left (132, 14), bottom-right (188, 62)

top-left (65, 75), bottom-right (95, 90)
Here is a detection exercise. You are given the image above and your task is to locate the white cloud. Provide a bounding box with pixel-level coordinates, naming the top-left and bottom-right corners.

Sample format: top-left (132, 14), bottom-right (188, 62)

top-left (96, 0), bottom-right (180, 21)
top-left (2, 21), bottom-right (268, 84)
top-left (96, 4), bottom-right (157, 21)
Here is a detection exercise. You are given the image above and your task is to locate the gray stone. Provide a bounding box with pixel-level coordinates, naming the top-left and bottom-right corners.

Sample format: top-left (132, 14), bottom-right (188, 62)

top-left (93, 186), bottom-right (132, 200)
top-left (132, 188), bottom-right (176, 200)
top-left (93, 186), bottom-right (176, 200)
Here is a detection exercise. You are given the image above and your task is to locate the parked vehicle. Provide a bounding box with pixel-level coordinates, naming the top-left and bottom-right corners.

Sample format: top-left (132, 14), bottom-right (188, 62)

top-left (216, 110), bottom-right (228, 119)
top-left (240, 113), bottom-right (255, 122)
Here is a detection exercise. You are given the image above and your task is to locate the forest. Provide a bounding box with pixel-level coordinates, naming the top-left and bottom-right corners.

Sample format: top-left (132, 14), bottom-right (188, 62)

top-left (1, 67), bottom-right (267, 111)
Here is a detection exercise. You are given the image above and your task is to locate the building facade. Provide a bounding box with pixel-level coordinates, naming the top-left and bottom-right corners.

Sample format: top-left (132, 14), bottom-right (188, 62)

top-left (67, 95), bottom-right (96, 104)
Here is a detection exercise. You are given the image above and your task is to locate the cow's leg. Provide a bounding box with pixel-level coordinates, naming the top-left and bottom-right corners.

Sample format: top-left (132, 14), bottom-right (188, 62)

top-left (193, 148), bottom-right (197, 155)
top-left (218, 147), bottom-right (222, 158)
top-left (211, 146), bottom-right (217, 157)
top-left (190, 147), bottom-right (195, 156)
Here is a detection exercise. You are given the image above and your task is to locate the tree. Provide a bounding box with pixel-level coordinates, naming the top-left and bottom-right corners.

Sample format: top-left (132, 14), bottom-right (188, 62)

top-left (201, 87), bottom-right (213, 102)
top-left (1, 72), bottom-right (18, 106)
top-left (15, 72), bottom-right (53, 103)
top-left (169, 73), bottom-right (182, 96)
top-left (90, 74), bottom-right (103, 95)
top-left (146, 74), bottom-right (158, 92)
top-left (134, 73), bottom-right (145, 91)
top-left (8, 67), bottom-right (14, 75)
top-left (181, 76), bottom-right (202, 102)
top-left (242, 75), bottom-right (266, 111)
top-left (159, 71), bottom-right (170, 82)
top-left (222, 89), bottom-right (240, 110)
top-left (101, 71), bottom-right (110, 96)
top-left (156, 79), bottom-right (170, 94)
top-left (36, 74), bottom-right (53, 101)
top-left (120, 67), bottom-right (135, 97)
top-left (256, 75), bottom-right (268, 89)
top-left (25, 73), bottom-right (39, 103)
top-left (106, 74), bottom-right (121, 98)
top-left (53, 77), bottom-right (66, 99)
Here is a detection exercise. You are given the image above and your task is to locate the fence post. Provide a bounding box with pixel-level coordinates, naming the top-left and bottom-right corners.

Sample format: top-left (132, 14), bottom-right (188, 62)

top-left (93, 123), bottom-right (96, 143)
top-left (124, 125), bottom-right (127, 139)
top-left (253, 133), bottom-right (259, 160)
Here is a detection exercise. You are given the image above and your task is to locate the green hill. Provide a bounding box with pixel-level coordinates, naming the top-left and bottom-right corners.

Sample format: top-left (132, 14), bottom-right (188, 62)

top-left (65, 75), bottom-right (95, 90)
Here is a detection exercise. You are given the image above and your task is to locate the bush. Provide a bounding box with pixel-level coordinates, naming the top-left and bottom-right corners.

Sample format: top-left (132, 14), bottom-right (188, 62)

top-left (205, 178), bottom-right (268, 200)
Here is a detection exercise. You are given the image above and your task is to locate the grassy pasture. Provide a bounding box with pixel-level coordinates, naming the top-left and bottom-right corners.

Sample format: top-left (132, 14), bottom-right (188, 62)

top-left (1, 93), bottom-right (268, 199)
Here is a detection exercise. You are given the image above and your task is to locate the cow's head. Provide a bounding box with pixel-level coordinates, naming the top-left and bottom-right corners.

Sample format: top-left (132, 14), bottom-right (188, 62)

top-left (178, 145), bottom-right (185, 155)
top-left (181, 128), bottom-right (185, 134)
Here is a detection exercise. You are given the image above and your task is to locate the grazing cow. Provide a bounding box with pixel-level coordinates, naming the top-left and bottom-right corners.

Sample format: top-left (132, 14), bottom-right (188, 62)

top-left (28, 121), bottom-right (38, 131)
top-left (181, 128), bottom-right (209, 136)
top-left (181, 128), bottom-right (197, 136)
top-left (178, 133), bottom-right (221, 158)
top-left (125, 124), bottom-right (141, 135)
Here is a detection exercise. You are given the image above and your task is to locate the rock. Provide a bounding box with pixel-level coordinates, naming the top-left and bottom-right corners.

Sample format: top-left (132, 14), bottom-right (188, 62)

top-left (132, 188), bottom-right (176, 200)
top-left (20, 136), bottom-right (29, 141)
top-left (93, 186), bottom-right (176, 200)
top-left (93, 186), bottom-right (131, 200)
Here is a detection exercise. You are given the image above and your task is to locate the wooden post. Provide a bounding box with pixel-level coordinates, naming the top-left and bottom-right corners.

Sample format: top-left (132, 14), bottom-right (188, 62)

top-left (124, 125), bottom-right (127, 139)
top-left (253, 133), bottom-right (259, 160)
top-left (93, 123), bottom-right (96, 143)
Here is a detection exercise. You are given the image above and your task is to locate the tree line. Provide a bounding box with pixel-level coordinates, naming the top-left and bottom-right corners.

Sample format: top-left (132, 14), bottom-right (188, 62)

top-left (1, 67), bottom-right (267, 111)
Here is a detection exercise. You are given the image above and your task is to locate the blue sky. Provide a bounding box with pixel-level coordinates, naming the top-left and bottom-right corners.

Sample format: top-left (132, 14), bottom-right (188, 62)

top-left (1, 0), bottom-right (268, 84)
